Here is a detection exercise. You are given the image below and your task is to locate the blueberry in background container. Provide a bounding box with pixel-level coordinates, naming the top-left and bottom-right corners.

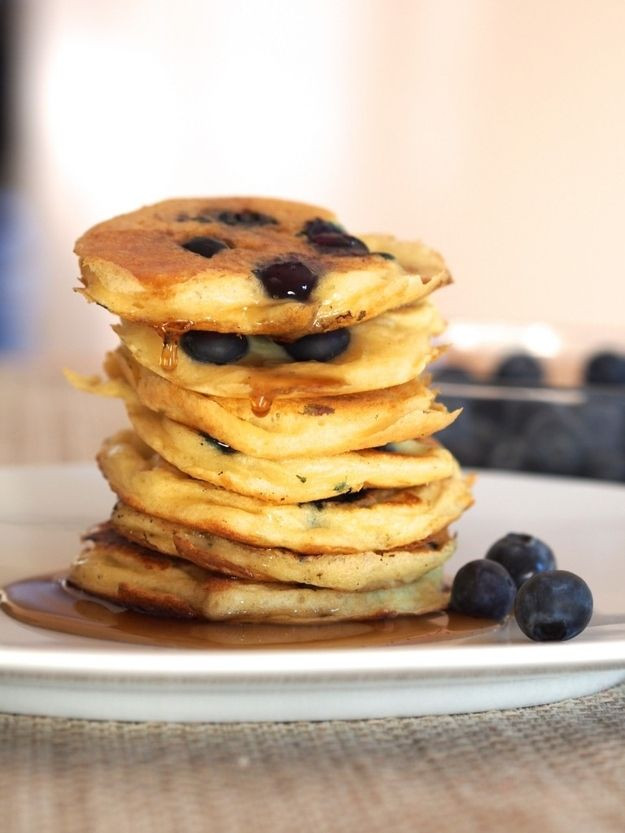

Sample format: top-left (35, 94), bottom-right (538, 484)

top-left (433, 349), bottom-right (625, 482)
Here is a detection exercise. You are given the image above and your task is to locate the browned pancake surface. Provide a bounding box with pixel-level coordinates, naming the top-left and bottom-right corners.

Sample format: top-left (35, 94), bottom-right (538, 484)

top-left (76, 197), bottom-right (451, 336)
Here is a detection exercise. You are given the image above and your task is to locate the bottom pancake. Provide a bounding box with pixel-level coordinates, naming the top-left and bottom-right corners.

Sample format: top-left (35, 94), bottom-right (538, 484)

top-left (111, 502), bottom-right (456, 591)
top-left (69, 526), bottom-right (449, 624)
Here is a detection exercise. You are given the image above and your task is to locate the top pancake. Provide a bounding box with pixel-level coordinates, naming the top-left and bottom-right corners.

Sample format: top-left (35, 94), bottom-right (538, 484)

top-left (75, 197), bottom-right (452, 337)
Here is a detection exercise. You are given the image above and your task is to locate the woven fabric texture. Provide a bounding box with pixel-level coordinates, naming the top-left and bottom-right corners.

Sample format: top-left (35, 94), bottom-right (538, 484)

top-left (2, 682), bottom-right (625, 833)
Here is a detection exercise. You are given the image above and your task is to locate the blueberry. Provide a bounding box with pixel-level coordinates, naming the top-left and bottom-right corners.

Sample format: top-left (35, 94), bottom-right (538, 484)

top-left (493, 353), bottom-right (544, 386)
top-left (472, 396), bottom-right (506, 424)
top-left (200, 433), bottom-right (236, 454)
top-left (374, 251), bottom-right (396, 260)
top-left (302, 217), bottom-right (369, 255)
top-left (498, 399), bottom-right (546, 434)
top-left (313, 489), bottom-right (368, 509)
top-left (486, 533), bottom-right (556, 588)
top-left (523, 406), bottom-right (585, 476)
top-left (578, 396), bottom-right (625, 450)
top-left (450, 560), bottom-right (516, 620)
top-left (280, 328), bottom-right (350, 362)
top-left (254, 259), bottom-right (319, 301)
top-left (437, 405), bottom-right (498, 468)
top-left (330, 489), bottom-right (367, 503)
top-left (217, 209), bottom-right (277, 227)
top-left (302, 218), bottom-right (344, 237)
top-left (180, 331), bottom-right (248, 364)
top-left (577, 396), bottom-right (625, 479)
top-left (486, 436), bottom-right (528, 471)
top-left (309, 231), bottom-right (369, 255)
top-left (514, 570), bottom-right (593, 641)
top-left (585, 351), bottom-right (625, 386)
top-left (433, 365), bottom-right (474, 384)
top-left (182, 236), bottom-right (229, 259)
top-left (583, 447), bottom-right (625, 481)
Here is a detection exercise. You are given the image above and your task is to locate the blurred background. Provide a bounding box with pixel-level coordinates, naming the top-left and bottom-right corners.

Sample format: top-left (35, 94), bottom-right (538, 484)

top-left (1, 0), bottom-right (624, 474)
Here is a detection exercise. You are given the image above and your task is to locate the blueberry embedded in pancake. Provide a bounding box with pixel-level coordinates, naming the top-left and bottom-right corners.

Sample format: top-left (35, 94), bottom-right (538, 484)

top-left (95, 430), bottom-right (474, 554)
top-left (113, 300), bottom-right (445, 399)
top-left (179, 331), bottom-right (249, 365)
top-left (123, 402), bottom-right (459, 503)
top-left (253, 259), bottom-right (319, 301)
top-left (302, 218), bottom-right (370, 255)
top-left (279, 328), bottom-right (351, 362)
top-left (199, 433), bottom-right (237, 454)
top-left (179, 208), bottom-right (278, 227)
top-left (181, 236), bottom-right (230, 258)
top-left (75, 197), bottom-right (452, 336)
top-left (110, 503), bottom-right (457, 592)
top-left (301, 217), bottom-right (345, 237)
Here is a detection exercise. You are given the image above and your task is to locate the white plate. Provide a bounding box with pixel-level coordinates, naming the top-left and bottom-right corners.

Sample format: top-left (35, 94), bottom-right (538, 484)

top-left (0, 464), bottom-right (624, 723)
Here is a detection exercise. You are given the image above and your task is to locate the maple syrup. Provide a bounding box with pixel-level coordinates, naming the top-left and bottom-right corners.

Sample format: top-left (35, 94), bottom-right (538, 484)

top-left (1, 573), bottom-right (500, 651)
top-left (154, 321), bottom-right (195, 372)
top-left (250, 391), bottom-right (273, 417)
top-left (247, 368), bottom-right (342, 397)
top-left (247, 373), bottom-right (342, 417)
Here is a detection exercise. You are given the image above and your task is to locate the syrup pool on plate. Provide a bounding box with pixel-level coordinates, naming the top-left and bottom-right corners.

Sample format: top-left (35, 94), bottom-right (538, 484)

top-left (1, 573), bottom-right (501, 650)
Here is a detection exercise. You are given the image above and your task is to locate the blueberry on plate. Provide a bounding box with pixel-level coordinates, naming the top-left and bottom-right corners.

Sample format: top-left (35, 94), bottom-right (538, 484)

top-left (180, 331), bottom-right (248, 364)
top-left (514, 570), bottom-right (593, 641)
top-left (492, 353), bottom-right (544, 386)
top-left (280, 328), bottom-right (350, 362)
top-left (486, 533), bottom-right (556, 588)
top-left (584, 351), bottom-right (625, 386)
top-left (450, 560), bottom-right (516, 620)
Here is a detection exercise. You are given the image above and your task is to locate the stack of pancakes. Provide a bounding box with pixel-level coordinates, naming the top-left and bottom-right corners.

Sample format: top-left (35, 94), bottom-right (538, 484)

top-left (67, 197), bottom-right (472, 624)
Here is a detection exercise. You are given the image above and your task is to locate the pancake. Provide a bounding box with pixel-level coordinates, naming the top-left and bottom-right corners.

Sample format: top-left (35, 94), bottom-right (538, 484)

top-left (75, 197), bottom-right (451, 337)
top-left (124, 403), bottom-right (458, 503)
top-left (66, 350), bottom-right (459, 458)
top-left (111, 503), bottom-right (456, 591)
top-left (114, 300), bottom-right (444, 399)
top-left (97, 430), bottom-right (473, 554)
top-left (68, 526), bottom-right (450, 623)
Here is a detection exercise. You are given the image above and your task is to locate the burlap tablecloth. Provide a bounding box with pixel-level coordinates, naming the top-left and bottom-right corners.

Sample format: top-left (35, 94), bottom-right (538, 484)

top-left (2, 685), bottom-right (625, 833)
top-left (1, 366), bottom-right (624, 832)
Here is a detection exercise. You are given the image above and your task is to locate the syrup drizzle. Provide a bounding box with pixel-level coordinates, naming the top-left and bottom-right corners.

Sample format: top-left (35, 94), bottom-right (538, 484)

top-left (250, 391), bottom-right (273, 417)
top-left (154, 321), bottom-right (195, 372)
top-left (160, 337), bottom-right (179, 372)
top-left (1, 574), bottom-right (501, 651)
